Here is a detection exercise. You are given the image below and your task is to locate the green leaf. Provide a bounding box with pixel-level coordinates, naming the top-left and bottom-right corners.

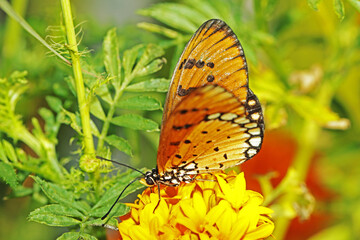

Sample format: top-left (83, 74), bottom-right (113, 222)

top-left (8, 185), bottom-right (33, 198)
top-left (89, 203), bottom-right (129, 218)
top-left (135, 58), bottom-right (166, 78)
top-left (57, 232), bottom-right (98, 240)
top-left (29, 204), bottom-right (84, 218)
top-left (53, 82), bottom-right (70, 98)
top-left (39, 108), bottom-right (55, 130)
top-left (348, 0), bottom-right (360, 12)
top-left (138, 3), bottom-right (201, 33)
top-left (2, 140), bottom-right (18, 162)
top-left (39, 108), bottom-right (61, 140)
top-left (132, 44), bottom-right (165, 78)
top-left (103, 28), bottom-right (121, 87)
top-left (61, 109), bottom-right (82, 135)
top-left (15, 148), bottom-right (28, 163)
top-left (137, 22), bottom-right (180, 39)
top-left (57, 232), bottom-right (80, 240)
top-left (184, 0), bottom-right (222, 20)
top-left (28, 211), bottom-right (81, 227)
top-left (90, 97), bottom-right (106, 120)
top-left (95, 83), bottom-right (113, 105)
top-left (32, 117), bottom-right (46, 140)
top-left (137, 44), bottom-right (165, 68)
top-left (265, 105), bottom-right (287, 129)
top-left (123, 44), bottom-right (143, 79)
top-left (287, 95), bottom-right (339, 125)
top-left (333, 0), bottom-right (345, 20)
top-left (0, 162), bottom-right (18, 188)
top-left (105, 135), bottom-right (132, 156)
top-left (33, 176), bottom-right (89, 213)
top-left (46, 96), bottom-right (62, 113)
top-left (116, 96), bottom-right (162, 111)
top-left (92, 171), bottom-right (144, 210)
top-left (0, 141), bottom-right (8, 162)
top-left (307, 0), bottom-right (322, 10)
top-left (126, 78), bottom-right (170, 92)
top-left (111, 114), bottom-right (159, 131)
top-left (90, 118), bottom-right (101, 137)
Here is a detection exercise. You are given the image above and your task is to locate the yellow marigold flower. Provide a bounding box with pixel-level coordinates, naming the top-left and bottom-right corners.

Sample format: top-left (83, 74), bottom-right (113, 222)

top-left (118, 171), bottom-right (274, 240)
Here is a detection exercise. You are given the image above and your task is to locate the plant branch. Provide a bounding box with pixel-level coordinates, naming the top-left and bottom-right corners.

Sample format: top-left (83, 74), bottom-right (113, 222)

top-left (97, 86), bottom-right (125, 151)
top-left (60, 0), bottom-right (95, 155)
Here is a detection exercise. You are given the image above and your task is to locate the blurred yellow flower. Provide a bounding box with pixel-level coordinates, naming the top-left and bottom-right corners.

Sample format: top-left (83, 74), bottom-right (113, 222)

top-left (118, 171), bottom-right (274, 240)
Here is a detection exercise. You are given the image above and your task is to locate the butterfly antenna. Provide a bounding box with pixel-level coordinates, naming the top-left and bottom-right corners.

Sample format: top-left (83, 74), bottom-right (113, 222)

top-left (96, 156), bottom-right (146, 177)
top-left (101, 177), bottom-right (141, 220)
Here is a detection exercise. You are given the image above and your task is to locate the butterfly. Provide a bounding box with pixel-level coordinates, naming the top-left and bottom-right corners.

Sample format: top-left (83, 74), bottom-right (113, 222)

top-left (144, 19), bottom-right (264, 187)
top-left (100, 19), bottom-right (264, 219)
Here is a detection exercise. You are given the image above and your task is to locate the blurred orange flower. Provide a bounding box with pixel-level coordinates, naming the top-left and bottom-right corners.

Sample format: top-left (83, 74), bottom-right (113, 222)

top-left (118, 172), bottom-right (274, 240)
top-left (242, 130), bottom-right (335, 240)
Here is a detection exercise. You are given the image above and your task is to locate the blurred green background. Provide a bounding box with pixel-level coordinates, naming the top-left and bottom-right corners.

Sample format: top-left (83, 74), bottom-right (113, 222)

top-left (1, 0), bottom-right (359, 239)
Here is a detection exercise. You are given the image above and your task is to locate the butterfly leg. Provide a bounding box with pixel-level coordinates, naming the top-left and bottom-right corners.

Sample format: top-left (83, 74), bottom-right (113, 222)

top-left (184, 174), bottom-right (198, 183)
top-left (153, 182), bottom-right (161, 213)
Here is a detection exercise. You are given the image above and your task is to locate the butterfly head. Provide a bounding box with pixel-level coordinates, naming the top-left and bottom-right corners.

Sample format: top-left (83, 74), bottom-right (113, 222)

top-left (144, 168), bottom-right (159, 186)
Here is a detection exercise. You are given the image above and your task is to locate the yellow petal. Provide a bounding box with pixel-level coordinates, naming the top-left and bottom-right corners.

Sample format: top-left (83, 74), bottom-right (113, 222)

top-left (199, 232), bottom-right (210, 240)
top-left (131, 225), bottom-right (151, 240)
top-left (205, 200), bottom-right (228, 226)
top-left (193, 191), bottom-right (207, 217)
top-left (243, 220), bottom-right (275, 240)
top-left (215, 205), bottom-right (237, 236)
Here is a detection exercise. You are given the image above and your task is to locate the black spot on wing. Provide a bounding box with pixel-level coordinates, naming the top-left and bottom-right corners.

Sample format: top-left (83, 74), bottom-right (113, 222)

top-left (195, 60), bottom-right (205, 68)
top-left (177, 85), bottom-right (197, 96)
top-left (170, 141), bottom-right (180, 146)
top-left (206, 62), bottom-right (214, 68)
top-left (178, 58), bottom-right (187, 70)
top-left (184, 59), bottom-right (196, 69)
top-left (207, 75), bottom-right (215, 82)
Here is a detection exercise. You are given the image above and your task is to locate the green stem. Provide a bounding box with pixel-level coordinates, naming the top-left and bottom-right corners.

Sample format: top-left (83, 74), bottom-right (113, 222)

top-left (272, 120), bottom-right (319, 239)
top-left (97, 67), bottom-right (136, 151)
top-left (17, 126), bottom-right (42, 156)
top-left (97, 86), bottom-right (125, 151)
top-left (13, 162), bottom-right (59, 182)
top-left (42, 136), bottom-right (64, 180)
top-left (273, 77), bottom-right (338, 239)
top-left (60, 0), bottom-right (95, 155)
top-left (60, 0), bottom-right (101, 197)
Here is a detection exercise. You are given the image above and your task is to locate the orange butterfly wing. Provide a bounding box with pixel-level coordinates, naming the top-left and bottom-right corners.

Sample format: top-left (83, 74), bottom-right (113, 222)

top-left (162, 19), bottom-right (249, 124)
top-left (157, 19), bottom-right (263, 175)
